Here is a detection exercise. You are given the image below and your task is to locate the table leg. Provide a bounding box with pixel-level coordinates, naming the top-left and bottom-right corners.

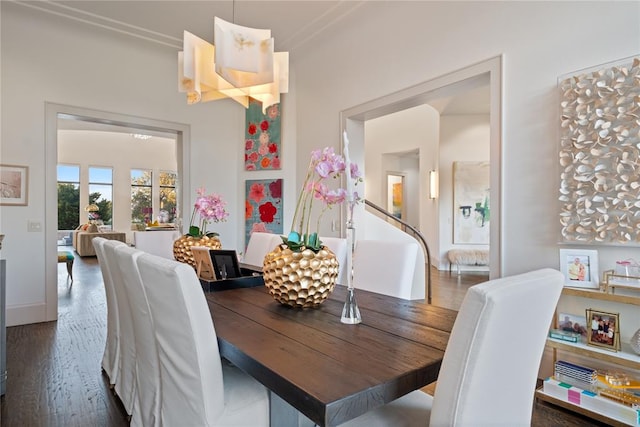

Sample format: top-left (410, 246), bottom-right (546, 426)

top-left (269, 392), bottom-right (316, 427)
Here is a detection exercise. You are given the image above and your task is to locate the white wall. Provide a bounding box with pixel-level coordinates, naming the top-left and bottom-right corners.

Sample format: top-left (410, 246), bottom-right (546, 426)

top-left (294, 1), bottom-right (640, 279)
top-left (2, 1), bottom-right (640, 325)
top-left (364, 104), bottom-right (439, 260)
top-left (58, 129), bottom-right (177, 244)
top-left (0, 3), bottom-right (297, 325)
top-left (439, 114), bottom-right (490, 270)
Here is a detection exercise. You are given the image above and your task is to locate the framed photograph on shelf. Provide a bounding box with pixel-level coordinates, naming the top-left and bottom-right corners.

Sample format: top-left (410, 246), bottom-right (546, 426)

top-left (0, 164), bottom-right (28, 206)
top-left (586, 309), bottom-right (620, 352)
top-left (557, 312), bottom-right (588, 338)
top-left (559, 249), bottom-right (599, 289)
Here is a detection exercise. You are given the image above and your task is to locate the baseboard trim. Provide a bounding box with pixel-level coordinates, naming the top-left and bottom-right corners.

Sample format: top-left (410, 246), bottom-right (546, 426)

top-left (6, 303), bottom-right (49, 326)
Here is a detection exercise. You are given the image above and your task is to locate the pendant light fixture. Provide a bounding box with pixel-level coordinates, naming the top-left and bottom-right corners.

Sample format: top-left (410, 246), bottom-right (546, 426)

top-left (178, 3), bottom-right (288, 112)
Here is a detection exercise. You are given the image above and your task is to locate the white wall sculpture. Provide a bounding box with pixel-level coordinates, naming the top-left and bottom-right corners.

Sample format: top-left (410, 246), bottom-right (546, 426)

top-left (559, 56), bottom-right (640, 244)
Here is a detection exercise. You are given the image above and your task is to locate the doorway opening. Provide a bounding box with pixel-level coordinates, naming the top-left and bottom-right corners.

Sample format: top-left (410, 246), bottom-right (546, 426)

top-left (45, 103), bottom-right (191, 321)
top-left (340, 56), bottom-right (502, 279)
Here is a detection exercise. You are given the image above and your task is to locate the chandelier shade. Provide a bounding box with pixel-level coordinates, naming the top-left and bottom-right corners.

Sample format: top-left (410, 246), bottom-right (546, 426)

top-left (178, 17), bottom-right (288, 112)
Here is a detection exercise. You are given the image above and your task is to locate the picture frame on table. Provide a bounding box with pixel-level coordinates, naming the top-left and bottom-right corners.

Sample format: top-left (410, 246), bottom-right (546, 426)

top-left (210, 249), bottom-right (242, 280)
top-left (586, 309), bottom-right (620, 352)
top-left (559, 249), bottom-right (599, 289)
top-left (0, 164), bottom-right (28, 206)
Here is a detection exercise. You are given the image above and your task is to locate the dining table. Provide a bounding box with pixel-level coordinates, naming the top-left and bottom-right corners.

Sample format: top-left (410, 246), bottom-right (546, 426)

top-left (205, 283), bottom-right (457, 427)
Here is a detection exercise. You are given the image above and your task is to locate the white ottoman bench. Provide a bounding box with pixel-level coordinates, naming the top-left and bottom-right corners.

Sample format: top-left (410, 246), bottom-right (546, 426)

top-left (447, 249), bottom-right (489, 275)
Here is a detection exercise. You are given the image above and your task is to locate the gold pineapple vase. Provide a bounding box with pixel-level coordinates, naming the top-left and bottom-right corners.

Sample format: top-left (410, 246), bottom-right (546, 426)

top-left (173, 235), bottom-right (222, 267)
top-left (263, 244), bottom-right (339, 308)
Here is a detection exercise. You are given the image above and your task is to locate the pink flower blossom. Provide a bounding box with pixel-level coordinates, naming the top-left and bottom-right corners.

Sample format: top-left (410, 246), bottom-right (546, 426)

top-left (251, 222), bottom-right (268, 233)
top-left (249, 183), bottom-right (265, 204)
top-left (245, 139), bottom-right (254, 151)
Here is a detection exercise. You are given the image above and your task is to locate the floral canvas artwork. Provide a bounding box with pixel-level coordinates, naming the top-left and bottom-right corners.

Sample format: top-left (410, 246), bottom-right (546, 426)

top-left (245, 179), bottom-right (283, 249)
top-left (245, 99), bottom-right (282, 170)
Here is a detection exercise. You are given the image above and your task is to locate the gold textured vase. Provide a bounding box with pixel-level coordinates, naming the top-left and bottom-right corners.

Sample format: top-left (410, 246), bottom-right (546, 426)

top-left (173, 234), bottom-right (222, 267)
top-left (263, 244), bottom-right (339, 308)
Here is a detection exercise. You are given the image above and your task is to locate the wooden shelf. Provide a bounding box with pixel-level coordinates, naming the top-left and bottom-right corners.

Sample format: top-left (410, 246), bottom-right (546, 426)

top-left (536, 388), bottom-right (633, 427)
top-left (545, 286), bottom-right (640, 425)
top-left (547, 338), bottom-right (640, 370)
top-left (561, 287), bottom-right (640, 306)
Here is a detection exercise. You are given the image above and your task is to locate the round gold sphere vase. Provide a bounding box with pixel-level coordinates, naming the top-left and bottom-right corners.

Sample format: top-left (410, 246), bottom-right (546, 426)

top-left (173, 235), bottom-right (222, 268)
top-left (263, 244), bottom-right (339, 308)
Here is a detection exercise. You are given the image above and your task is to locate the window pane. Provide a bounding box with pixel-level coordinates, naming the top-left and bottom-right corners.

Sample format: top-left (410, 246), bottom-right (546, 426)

top-left (57, 183), bottom-right (80, 231)
top-left (132, 169), bottom-right (152, 224)
top-left (89, 167), bottom-right (112, 184)
top-left (57, 164), bottom-right (80, 234)
top-left (132, 187), bottom-right (152, 224)
top-left (89, 167), bottom-right (113, 230)
top-left (131, 169), bottom-right (152, 186)
top-left (159, 171), bottom-right (177, 223)
top-left (57, 164), bottom-right (79, 182)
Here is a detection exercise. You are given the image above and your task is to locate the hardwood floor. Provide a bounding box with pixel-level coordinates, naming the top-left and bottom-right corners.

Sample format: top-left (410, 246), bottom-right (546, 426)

top-left (1, 256), bottom-right (605, 426)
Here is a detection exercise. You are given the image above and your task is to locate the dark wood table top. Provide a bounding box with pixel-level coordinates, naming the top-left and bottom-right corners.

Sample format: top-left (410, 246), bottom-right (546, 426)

top-left (205, 285), bottom-right (457, 427)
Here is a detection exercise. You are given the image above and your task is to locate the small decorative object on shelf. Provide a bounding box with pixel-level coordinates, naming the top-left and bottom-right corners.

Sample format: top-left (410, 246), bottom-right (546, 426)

top-left (630, 328), bottom-right (640, 355)
top-left (549, 329), bottom-right (580, 343)
top-left (604, 268), bottom-right (640, 294)
top-left (173, 188), bottom-right (228, 267)
top-left (263, 136), bottom-right (362, 308)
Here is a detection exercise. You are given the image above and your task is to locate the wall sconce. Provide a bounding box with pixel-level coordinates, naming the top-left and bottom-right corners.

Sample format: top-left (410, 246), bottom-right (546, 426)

top-left (429, 170), bottom-right (438, 199)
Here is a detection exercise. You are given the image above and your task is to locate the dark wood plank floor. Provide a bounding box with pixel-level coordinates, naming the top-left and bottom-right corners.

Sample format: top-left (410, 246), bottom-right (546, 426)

top-left (0, 255), bottom-right (606, 426)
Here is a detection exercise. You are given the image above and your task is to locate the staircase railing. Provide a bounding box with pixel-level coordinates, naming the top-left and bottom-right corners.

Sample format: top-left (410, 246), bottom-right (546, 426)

top-left (364, 199), bottom-right (432, 303)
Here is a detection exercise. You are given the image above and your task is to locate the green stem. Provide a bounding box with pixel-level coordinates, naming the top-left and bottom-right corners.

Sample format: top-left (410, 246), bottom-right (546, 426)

top-left (291, 161), bottom-right (314, 234)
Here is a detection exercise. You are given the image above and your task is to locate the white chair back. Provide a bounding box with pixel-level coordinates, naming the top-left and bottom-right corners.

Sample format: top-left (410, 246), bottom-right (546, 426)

top-left (243, 232), bottom-right (281, 267)
top-left (430, 268), bottom-right (563, 425)
top-left (133, 229), bottom-right (181, 259)
top-left (338, 268), bottom-right (564, 427)
top-left (103, 239), bottom-right (135, 415)
top-left (320, 236), bottom-right (348, 285)
top-left (136, 253), bottom-right (269, 425)
top-left (352, 239), bottom-right (420, 299)
top-left (92, 237), bottom-right (120, 385)
top-left (136, 253), bottom-right (226, 425)
top-left (115, 245), bottom-right (160, 427)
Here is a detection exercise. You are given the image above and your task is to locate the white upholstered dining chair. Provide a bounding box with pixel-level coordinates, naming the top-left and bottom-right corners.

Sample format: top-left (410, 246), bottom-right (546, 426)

top-left (92, 237), bottom-right (123, 386)
top-left (352, 239), bottom-right (422, 299)
top-left (320, 236), bottom-right (348, 285)
top-left (114, 245), bottom-right (160, 427)
top-left (136, 252), bottom-right (269, 426)
top-left (339, 268), bottom-right (564, 427)
top-left (242, 231), bottom-right (281, 268)
top-left (102, 239), bottom-right (137, 417)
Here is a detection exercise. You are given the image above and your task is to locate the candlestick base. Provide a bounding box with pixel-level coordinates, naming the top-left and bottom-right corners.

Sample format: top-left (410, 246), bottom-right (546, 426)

top-left (340, 287), bottom-right (362, 324)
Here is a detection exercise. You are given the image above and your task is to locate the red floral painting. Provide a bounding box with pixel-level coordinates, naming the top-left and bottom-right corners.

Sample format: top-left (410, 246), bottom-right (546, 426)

top-left (245, 179), bottom-right (283, 249)
top-left (245, 99), bottom-right (282, 170)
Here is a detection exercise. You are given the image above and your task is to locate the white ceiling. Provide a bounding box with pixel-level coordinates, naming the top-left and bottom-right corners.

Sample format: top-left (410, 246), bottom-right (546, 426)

top-left (25, 0), bottom-right (489, 133)
top-left (17, 1), bottom-right (366, 52)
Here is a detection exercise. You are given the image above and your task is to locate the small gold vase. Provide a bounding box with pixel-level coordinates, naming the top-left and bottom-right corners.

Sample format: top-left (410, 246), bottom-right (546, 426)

top-left (263, 244), bottom-right (339, 308)
top-left (173, 234), bottom-right (222, 267)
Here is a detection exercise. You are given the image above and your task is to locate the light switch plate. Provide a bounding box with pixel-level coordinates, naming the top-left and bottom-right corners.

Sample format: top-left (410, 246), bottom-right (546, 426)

top-left (27, 220), bottom-right (42, 232)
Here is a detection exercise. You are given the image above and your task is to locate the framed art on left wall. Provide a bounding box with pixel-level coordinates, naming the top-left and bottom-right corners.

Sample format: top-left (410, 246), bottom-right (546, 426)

top-left (0, 164), bottom-right (28, 206)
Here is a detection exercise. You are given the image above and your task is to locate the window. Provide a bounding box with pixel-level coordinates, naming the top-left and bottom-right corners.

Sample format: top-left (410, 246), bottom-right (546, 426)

top-left (159, 171), bottom-right (177, 223)
top-left (89, 167), bottom-right (113, 231)
top-left (131, 169), bottom-right (152, 224)
top-left (57, 164), bottom-right (80, 235)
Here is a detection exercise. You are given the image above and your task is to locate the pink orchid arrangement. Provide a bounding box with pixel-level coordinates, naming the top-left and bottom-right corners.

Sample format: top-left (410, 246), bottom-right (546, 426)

top-left (188, 187), bottom-right (229, 237)
top-left (285, 147), bottom-right (361, 252)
